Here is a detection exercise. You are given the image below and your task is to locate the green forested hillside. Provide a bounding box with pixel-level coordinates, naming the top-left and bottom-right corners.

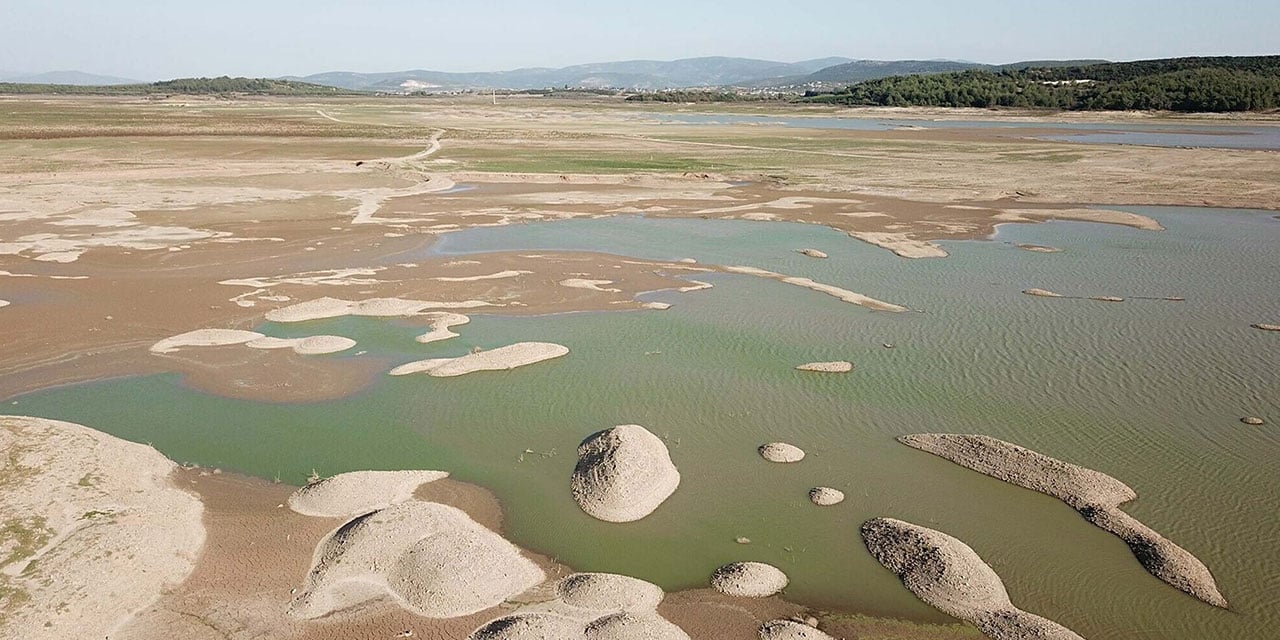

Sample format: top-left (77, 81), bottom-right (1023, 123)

top-left (803, 56), bottom-right (1280, 112)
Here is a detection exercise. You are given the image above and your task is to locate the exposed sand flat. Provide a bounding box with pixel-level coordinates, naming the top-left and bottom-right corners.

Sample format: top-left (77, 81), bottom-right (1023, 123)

top-left (1022, 288), bottom-right (1064, 298)
top-left (799, 248), bottom-right (829, 258)
top-left (219, 267), bottom-right (385, 289)
top-left (150, 328), bottom-right (265, 353)
top-left (417, 312), bottom-right (472, 344)
top-left (643, 301), bottom-right (673, 310)
top-left (847, 232), bottom-right (949, 258)
top-left (390, 342), bottom-right (570, 377)
top-left (0, 416), bottom-right (204, 640)
top-left (1251, 323), bottom-right (1280, 332)
top-left (561, 278), bottom-right (623, 293)
top-left (572, 424), bottom-right (681, 522)
top-left (759, 442), bottom-right (806, 463)
top-left (434, 270), bottom-right (533, 282)
top-left (796, 361), bottom-right (854, 373)
top-left (999, 208), bottom-right (1165, 232)
top-left (246, 335), bottom-right (358, 355)
top-left (710, 562), bottom-right (789, 598)
top-left (809, 487), bottom-right (846, 506)
top-left (287, 470), bottom-right (449, 518)
top-left (723, 266), bottom-right (908, 312)
top-left (899, 433), bottom-right (1228, 608)
top-left (861, 518), bottom-right (1085, 640)
top-left (290, 501), bottom-right (545, 619)
top-left (266, 296), bottom-right (492, 323)
top-left (759, 619), bottom-right (837, 640)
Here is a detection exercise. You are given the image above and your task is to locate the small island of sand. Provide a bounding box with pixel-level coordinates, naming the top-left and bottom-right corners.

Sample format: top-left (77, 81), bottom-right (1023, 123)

top-left (796, 361), bottom-right (853, 373)
top-left (710, 562), bottom-right (789, 598)
top-left (862, 517), bottom-right (1085, 640)
top-left (898, 433), bottom-right (1228, 607)
top-left (391, 342), bottom-right (570, 377)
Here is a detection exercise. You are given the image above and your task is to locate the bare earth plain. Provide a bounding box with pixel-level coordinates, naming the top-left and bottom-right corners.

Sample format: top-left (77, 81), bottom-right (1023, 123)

top-left (1, 94), bottom-right (1278, 639)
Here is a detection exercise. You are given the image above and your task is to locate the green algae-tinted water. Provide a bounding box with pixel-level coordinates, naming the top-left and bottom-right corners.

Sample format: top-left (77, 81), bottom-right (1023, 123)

top-left (9, 207), bottom-right (1279, 639)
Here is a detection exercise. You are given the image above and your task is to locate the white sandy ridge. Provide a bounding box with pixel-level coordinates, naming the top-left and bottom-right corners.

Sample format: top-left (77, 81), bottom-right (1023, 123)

top-left (417, 312), bottom-right (472, 344)
top-left (150, 328), bottom-right (355, 355)
top-left (391, 342), bottom-right (569, 377)
top-left (266, 296), bottom-right (492, 323)
top-left (0, 416), bottom-right (204, 640)
top-left (722, 266), bottom-right (907, 312)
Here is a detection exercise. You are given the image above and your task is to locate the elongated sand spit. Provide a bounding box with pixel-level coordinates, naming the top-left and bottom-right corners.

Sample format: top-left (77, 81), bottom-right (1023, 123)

top-left (416, 312), bottom-right (471, 344)
top-left (796, 361), bottom-right (853, 373)
top-left (862, 518), bottom-right (1085, 640)
top-left (0, 416), bottom-right (204, 640)
top-left (391, 342), bottom-right (570, 377)
top-left (799, 248), bottom-right (828, 258)
top-left (723, 265), bottom-right (908, 312)
top-left (847, 231), bottom-right (949, 258)
top-left (287, 470), bottom-right (449, 518)
top-left (1022, 288), bottom-right (1063, 298)
top-left (899, 433), bottom-right (1228, 608)
top-left (1252, 323), bottom-right (1280, 332)
top-left (150, 328), bottom-right (264, 353)
top-left (246, 335), bottom-right (357, 355)
top-left (760, 619), bottom-right (836, 640)
top-left (266, 296), bottom-right (491, 323)
top-left (572, 425), bottom-right (681, 522)
top-left (710, 562), bottom-right (789, 598)
top-left (290, 501), bottom-right (545, 619)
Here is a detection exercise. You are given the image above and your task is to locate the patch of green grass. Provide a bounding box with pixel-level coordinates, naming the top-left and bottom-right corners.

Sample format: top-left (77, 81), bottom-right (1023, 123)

top-left (0, 517), bottom-right (52, 571)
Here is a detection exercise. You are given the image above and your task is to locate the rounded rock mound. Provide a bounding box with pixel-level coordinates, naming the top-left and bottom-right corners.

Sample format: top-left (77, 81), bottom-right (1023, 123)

top-left (1250, 323), bottom-right (1280, 332)
top-left (759, 619), bottom-right (836, 640)
top-left (710, 562), bottom-right (789, 598)
top-left (470, 613), bottom-right (584, 640)
top-left (584, 612), bottom-right (691, 640)
top-left (808, 487), bottom-right (845, 506)
top-left (799, 249), bottom-right (828, 259)
top-left (556, 573), bottom-right (665, 612)
top-left (1241, 416), bottom-right (1265, 426)
top-left (571, 425), bottom-right (680, 523)
top-left (759, 442), bottom-right (805, 463)
top-left (1022, 288), bottom-right (1062, 298)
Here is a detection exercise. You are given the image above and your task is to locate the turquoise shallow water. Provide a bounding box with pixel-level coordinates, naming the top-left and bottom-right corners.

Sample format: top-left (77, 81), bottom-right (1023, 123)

top-left (8, 207), bottom-right (1279, 639)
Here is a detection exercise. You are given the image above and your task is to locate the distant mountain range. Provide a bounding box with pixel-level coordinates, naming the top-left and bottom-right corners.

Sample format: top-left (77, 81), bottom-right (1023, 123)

top-left (0, 70), bottom-right (141, 85)
top-left (282, 57), bottom-right (858, 92)
top-left (6, 57), bottom-right (1116, 93)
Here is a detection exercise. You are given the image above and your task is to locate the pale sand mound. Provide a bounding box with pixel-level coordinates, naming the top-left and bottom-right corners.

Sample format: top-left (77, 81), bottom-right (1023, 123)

top-left (799, 249), bottom-right (828, 258)
top-left (266, 296), bottom-right (491, 323)
top-left (391, 342), bottom-right (570, 377)
top-left (290, 501), bottom-right (545, 619)
top-left (556, 572), bottom-right (665, 612)
top-left (711, 562), bottom-right (789, 598)
top-left (1241, 417), bottom-right (1265, 426)
top-left (760, 619), bottom-right (836, 640)
top-left (585, 612), bottom-right (690, 640)
top-left (1022, 288), bottom-right (1063, 298)
top-left (417, 312), bottom-right (471, 344)
top-left (796, 361), bottom-right (853, 373)
top-left (809, 487), bottom-right (846, 506)
top-left (861, 518), bottom-right (1085, 640)
top-left (1090, 296), bottom-right (1125, 303)
top-left (1251, 323), bottom-right (1280, 332)
top-left (899, 433), bottom-right (1228, 608)
top-left (246, 335), bottom-right (357, 355)
top-left (0, 299), bottom-right (9, 308)
top-left (150, 328), bottom-right (263, 353)
top-left (287, 470), bottom-right (450, 518)
top-left (1000, 208), bottom-right (1164, 232)
top-left (759, 442), bottom-right (806, 463)
top-left (0, 416), bottom-right (204, 640)
top-left (571, 424), bottom-right (681, 522)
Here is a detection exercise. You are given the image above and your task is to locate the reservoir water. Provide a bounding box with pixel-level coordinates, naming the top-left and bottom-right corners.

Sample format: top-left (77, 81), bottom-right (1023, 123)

top-left (8, 207), bottom-right (1278, 639)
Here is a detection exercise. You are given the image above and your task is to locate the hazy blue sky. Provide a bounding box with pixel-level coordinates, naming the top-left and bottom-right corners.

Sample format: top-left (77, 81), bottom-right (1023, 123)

top-left (2, 0), bottom-right (1275, 79)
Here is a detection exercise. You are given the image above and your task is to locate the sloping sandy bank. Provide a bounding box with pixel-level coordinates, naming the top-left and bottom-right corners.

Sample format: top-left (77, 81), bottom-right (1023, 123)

top-left (287, 469), bottom-right (449, 518)
top-left (0, 416), bottom-right (204, 640)
top-left (899, 433), bottom-right (1228, 608)
top-left (390, 342), bottom-right (570, 377)
top-left (290, 501), bottom-right (545, 619)
top-left (862, 518), bottom-right (1085, 640)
